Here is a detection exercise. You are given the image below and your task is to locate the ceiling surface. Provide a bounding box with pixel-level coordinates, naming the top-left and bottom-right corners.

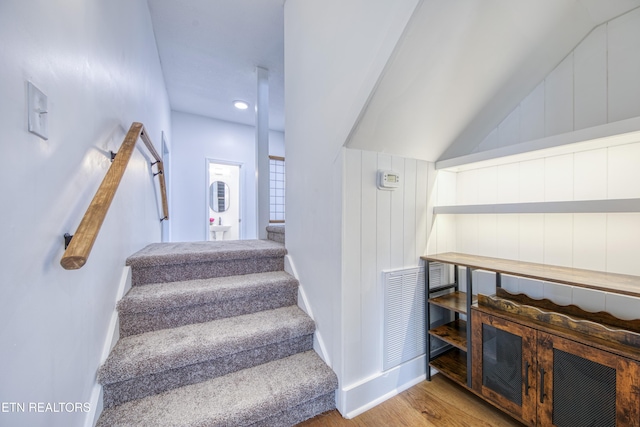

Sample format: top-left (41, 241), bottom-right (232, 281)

top-left (147, 0), bottom-right (285, 131)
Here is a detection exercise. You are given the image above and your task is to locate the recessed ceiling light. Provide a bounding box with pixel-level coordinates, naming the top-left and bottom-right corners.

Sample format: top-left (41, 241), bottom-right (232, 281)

top-left (233, 100), bottom-right (249, 110)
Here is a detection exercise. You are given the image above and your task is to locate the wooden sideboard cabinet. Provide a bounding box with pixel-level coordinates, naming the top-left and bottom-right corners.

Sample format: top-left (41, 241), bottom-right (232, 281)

top-left (472, 295), bottom-right (640, 427)
top-left (421, 253), bottom-right (640, 427)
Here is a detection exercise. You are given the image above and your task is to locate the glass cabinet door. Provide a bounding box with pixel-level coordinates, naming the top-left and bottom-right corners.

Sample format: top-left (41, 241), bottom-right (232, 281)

top-left (537, 332), bottom-right (640, 427)
top-left (472, 310), bottom-right (538, 426)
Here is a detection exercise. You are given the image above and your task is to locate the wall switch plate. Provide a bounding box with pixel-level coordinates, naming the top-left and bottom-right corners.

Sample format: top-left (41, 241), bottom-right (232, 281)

top-left (28, 82), bottom-right (48, 140)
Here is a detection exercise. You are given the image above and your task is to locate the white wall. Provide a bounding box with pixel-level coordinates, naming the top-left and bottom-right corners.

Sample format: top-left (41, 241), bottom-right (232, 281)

top-left (341, 148), bottom-right (434, 415)
top-left (0, 1), bottom-right (171, 426)
top-left (170, 111), bottom-right (284, 242)
top-left (284, 0), bottom-right (419, 417)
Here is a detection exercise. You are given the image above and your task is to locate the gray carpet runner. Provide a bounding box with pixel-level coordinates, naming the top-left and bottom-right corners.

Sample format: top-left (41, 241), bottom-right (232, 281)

top-left (97, 239), bottom-right (337, 426)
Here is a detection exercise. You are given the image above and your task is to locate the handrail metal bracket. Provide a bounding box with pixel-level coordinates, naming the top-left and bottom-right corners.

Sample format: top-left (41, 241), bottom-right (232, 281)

top-left (151, 160), bottom-right (160, 167)
top-left (160, 216), bottom-right (168, 222)
top-left (153, 170), bottom-right (163, 177)
top-left (110, 151), bottom-right (117, 162)
top-left (64, 233), bottom-right (73, 250)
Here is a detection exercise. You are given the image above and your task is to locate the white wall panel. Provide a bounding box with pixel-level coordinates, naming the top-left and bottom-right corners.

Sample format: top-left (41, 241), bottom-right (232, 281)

top-left (519, 82), bottom-right (545, 142)
top-left (543, 214), bottom-right (573, 267)
top-left (477, 214), bottom-right (498, 258)
top-left (342, 148), bottom-right (433, 390)
top-left (343, 149), bottom-right (362, 384)
top-left (574, 25), bottom-right (607, 129)
top-left (498, 107), bottom-right (520, 148)
top-left (544, 154), bottom-right (573, 202)
top-left (436, 170), bottom-right (457, 206)
top-left (606, 213), bottom-right (640, 276)
top-left (416, 161), bottom-right (429, 257)
top-left (477, 167), bottom-right (498, 204)
top-left (497, 163), bottom-right (520, 203)
top-left (519, 159), bottom-right (545, 202)
top-left (403, 159), bottom-right (418, 266)
top-left (360, 150), bottom-right (380, 378)
top-left (573, 213), bottom-right (607, 271)
top-left (608, 8), bottom-right (640, 122)
top-left (496, 214), bottom-right (520, 260)
top-left (435, 215), bottom-right (457, 254)
top-left (478, 128), bottom-right (498, 152)
top-left (456, 214), bottom-right (479, 255)
top-left (574, 149), bottom-right (607, 200)
top-left (390, 156), bottom-right (407, 268)
top-left (519, 214), bottom-right (544, 263)
top-left (545, 54), bottom-right (574, 136)
top-left (607, 142), bottom-right (640, 199)
top-left (456, 169), bottom-right (479, 205)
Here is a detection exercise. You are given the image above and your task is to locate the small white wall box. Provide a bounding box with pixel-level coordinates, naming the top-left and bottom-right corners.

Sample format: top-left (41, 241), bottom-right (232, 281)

top-left (377, 170), bottom-right (400, 190)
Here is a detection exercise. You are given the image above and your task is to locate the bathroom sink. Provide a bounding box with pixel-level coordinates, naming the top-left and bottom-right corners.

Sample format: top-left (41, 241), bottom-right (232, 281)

top-left (210, 224), bottom-right (231, 240)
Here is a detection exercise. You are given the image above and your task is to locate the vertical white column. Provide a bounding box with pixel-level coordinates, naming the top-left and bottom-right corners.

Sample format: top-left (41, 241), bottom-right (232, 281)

top-left (256, 66), bottom-right (270, 239)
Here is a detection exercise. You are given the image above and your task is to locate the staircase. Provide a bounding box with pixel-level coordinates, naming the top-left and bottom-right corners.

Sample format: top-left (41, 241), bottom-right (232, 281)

top-left (96, 239), bottom-right (337, 426)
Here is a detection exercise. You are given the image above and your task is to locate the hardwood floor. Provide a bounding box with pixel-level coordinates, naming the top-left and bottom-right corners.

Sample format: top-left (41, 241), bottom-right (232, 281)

top-left (298, 375), bottom-right (525, 427)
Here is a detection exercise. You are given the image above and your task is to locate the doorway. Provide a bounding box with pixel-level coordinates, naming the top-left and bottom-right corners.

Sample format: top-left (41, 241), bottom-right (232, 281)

top-left (206, 159), bottom-right (242, 241)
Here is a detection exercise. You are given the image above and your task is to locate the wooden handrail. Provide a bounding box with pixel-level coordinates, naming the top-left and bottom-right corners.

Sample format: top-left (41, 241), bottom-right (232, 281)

top-left (61, 122), bottom-right (169, 270)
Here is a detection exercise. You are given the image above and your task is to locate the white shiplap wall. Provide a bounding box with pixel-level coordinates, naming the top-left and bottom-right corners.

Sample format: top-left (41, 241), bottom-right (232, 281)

top-left (342, 148), bottom-right (433, 386)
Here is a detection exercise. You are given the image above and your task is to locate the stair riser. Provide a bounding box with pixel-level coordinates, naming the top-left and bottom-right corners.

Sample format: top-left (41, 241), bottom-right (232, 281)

top-left (250, 392), bottom-right (336, 427)
top-left (119, 289), bottom-right (298, 337)
top-left (131, 257), bottom-right (285, 286)
top-left (102, 335), bottom-right (313, 408)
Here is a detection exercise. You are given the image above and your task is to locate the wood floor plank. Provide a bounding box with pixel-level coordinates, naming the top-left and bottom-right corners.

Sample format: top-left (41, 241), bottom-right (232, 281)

top-left (297, 375), bottom-right (525, 427)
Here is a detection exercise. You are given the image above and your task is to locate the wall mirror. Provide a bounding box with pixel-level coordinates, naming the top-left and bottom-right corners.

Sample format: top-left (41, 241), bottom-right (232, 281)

top-left (209, 181), bottom-right (229, 212)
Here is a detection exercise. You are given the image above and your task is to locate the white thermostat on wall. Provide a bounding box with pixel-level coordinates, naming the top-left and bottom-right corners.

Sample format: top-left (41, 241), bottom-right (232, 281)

top-left (377, 170), bottom-right (400, 190)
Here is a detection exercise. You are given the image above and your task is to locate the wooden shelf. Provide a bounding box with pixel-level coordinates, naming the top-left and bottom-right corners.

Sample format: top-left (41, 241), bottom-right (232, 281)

top-left (430, 348), bottom-right (467, 388)
top-left (429, 319), bottom-right (467, 351)
top-left (429, 291), bottom-right (475, 314)
top-left (422, 252), bottom-right (640, 298)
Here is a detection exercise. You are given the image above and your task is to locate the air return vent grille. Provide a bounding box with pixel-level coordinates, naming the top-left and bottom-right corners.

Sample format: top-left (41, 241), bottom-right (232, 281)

top-left (383, 266), bottom-right (425, 371)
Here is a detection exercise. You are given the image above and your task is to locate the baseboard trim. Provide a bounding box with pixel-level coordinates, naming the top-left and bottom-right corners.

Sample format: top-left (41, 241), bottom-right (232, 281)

top-left (338, 355), bottom-right (427, 419)
top-left (83, 266), bottom-right (132, 427)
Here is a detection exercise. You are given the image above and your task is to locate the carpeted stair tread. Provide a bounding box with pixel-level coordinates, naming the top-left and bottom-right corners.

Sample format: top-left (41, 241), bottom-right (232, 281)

top-left (126, 240), bottom-right (286, 268)
top-left (96, 351), bottom-right (338, 427)
top-left (118, 271), bottom-right (298, 315)
top-left (98, 306), bottom-right (314, 385)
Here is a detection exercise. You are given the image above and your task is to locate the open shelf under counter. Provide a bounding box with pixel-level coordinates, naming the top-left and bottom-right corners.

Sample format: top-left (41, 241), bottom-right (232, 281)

top-left (422, 252), bottom-right (640, 298)
top-left (429, 319), bottom-right (467, 351)
top-left (429, 348), bottom-right (468, 388)
top-left (429, 291), bottom-right (475, 314)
